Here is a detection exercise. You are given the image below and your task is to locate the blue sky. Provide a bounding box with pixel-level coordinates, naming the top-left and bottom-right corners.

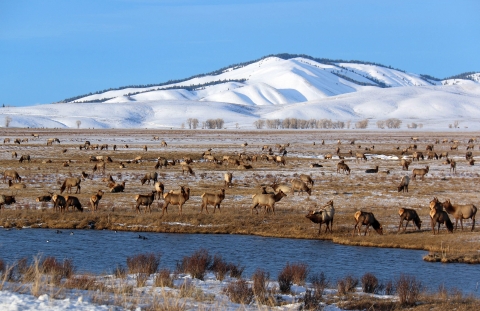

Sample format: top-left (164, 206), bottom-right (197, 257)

top-left (1, 0), bottom-right (478, 106)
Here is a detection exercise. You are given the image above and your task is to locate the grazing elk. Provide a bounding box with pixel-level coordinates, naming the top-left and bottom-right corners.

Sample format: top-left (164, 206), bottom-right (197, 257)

top-left (161, 140), bottom-right (167, 147)
top-left (19, 155), bottom-right (31, 163)
top-left (11, 151), bottom-right (17, 158)
top-left (439, 151), bottom-right (448, 159)
top-left (365, 166), bottom-right (379, 173)
top-left (271, 182), bottom-right (292, 195)
top-left (154, 181), bottom-right (164, 200)
top-left (430, 208), bottom-right (453, 235)
top-left (162, 186), bottom-right (190, 215)
top-left (412, 166), bottom-right (429, 180)
top-left (398, 208), bottom-right (422, 232)
top-left (3, 169), bottom-right (21, 183)
top-left (441, 199), bottom-right (477, 231)
top-left (200, 188), bottom-right (226, 213)
top-left (412, 151), bottom-right (424, 161)
top-left (251, 190), bottom-right (287, 215)
top-left (352, 211), bottom-right (383, 236)
top-left (275, 156), bottom-right (286, 166)
top-left (60, 177), bottom-right (81, 194)
top-left (337, 162), bottom-right (350, 175)
top-left (155, 158), bottom-right (168, 169)
top-left (135, 191), bottom-right (156, 213)
top-left (52, 194), bottom-right (66, 212)
top-left (92, 162), bottom-right (106, 175)
top-left (291, 179), bottom-right (312, 196)
top-left (8, 180), bottom-right (26, 189)
top-left (401, 159), bottom-right (411, 170)
top-left (305, 200), bottom-right (335, 234)
top-left (356, 153), bottom-right (367, 162)
top-left (426, 151), bottom-right (438, 160)
top-left (224, 173), bottom-right (233, 187)
top-left (110, 181), bottom-right (126, 193)
top-left (0, 194), bottom-right (16, 210)
top-left (299, 174), bottom-right (314, 186)
top-left (90, 190), bottom-right (104, 212)
top-left (141, 172), bottom-right (158, 185)
top-left (181, 165), bottom-right (195, 176)
top-left (3, 138), bottom-right (10, 144)
top-left (465, 151), bottom-right (473, 161)
top-left (397, 175), bottom-right (410, 192)
top-left (64, 196), bottom-right (83, 212)
top-left (36, 192), bottom-right (53, 203)
top-left (450, 160), bottom-right (456, 174)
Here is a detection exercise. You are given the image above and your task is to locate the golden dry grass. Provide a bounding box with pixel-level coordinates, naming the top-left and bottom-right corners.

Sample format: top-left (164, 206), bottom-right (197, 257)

top-left (1, 128), bottom-right (479, 263)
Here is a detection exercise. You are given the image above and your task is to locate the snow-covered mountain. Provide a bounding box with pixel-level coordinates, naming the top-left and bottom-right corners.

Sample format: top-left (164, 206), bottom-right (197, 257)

top-left (1, 55), bottom-right (480, 130)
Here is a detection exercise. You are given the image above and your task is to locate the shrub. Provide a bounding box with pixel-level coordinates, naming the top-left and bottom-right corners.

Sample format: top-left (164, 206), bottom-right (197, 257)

top-left (355, 119), bottom-right (369, 129)
top-left (64, 275), bottom-right (99, 290)
top-left (227, 262), bottom-right (245, 279)
top-left (223, 279), bottom-right (254, 304)
top-left (384, 280), bottom-right (395, 295)
top-left (114, 264), bottom-right (127, 279)
top-left (337, 275), bottom-right (358, 295)
top-left (395, 274), bottom-right (422, 306)
top-left (278, 262), bottom-right (308, 293)
top-left (177, 249), bottom-right (211, 280)
top-left (41, 257), bottom-right (75, 279)
top-left (252, 269), bottom-right (270, 303)
top-left (0, 259), bottom-right (4, 275)
top-left (301, 289), bottom-right (322, 311)
top-left (126, 253), bottom-right (160, 275)
top-left (154, 268), bottom-right (174, 287)
top-left (210, 255), bottom-right (229, 281)
top-left (361, 272), bottom-right (379, 293)
top-left (310, 271), bottom-right (328, 298)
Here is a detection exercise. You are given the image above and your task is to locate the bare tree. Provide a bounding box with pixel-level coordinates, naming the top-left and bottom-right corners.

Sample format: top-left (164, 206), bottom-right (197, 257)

top-left (76, 120), bottom-right (81, 129)
top-left (192, 118), bottom-right (199, 129)
top-left (254, 119), bottom-right (265, 129)
top-left (376, 120), bottom-right (385, 129)
top-left (355, 119), bottom-right (369, 129)
top-left (5, 116), bottom-right (12, 127)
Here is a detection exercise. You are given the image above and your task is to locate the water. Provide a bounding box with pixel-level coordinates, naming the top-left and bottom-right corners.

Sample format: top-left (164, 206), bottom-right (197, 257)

top-left (1, 228), bottom-right (478, 294)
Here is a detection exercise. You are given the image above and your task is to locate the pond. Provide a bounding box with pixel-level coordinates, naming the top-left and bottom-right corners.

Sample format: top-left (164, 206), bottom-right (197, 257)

top-left (1, 228), bottom-right (478, 294)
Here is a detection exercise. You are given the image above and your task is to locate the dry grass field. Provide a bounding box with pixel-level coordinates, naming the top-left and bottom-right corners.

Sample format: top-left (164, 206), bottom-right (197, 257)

top-left (1, 128), bottom-right (479, 264)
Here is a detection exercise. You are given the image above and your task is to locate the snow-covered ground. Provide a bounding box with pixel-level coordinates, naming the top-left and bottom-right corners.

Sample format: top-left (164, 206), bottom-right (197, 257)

top-left (1, 57), bottom-right (479, 130)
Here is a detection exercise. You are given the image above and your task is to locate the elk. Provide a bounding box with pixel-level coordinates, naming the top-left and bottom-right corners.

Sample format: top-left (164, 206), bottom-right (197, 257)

top-left (81, 171), bottom-right (89, 180)
top-left (110, 181), bottom-right (126, 193)
top-left (64, 196), bottom-right (83, 212)
top-left (441, 199), bottom-right (477, 231)
top-left (135, 191), bottom-right (156, 213)
top-left (8, 180), bottom-right (26, 189)
top-left (450, 144), bottom-right (458, 151)
top-left (450, 160), bottom-right (456, 174)
top-left (337, 161), bottom-right (350, 174)
top-left (352, 211), bottom-right (383, 236)
top-left (0, 194), bottom-right (16, 210)
top-left (36, 192), bottom-right (53, 203)
top-left (397, 175), bottom-right (410, 192)
top-left (271, 182), bottom-right (292, 194)
top-left (200, 188), bottom-right (226, 213)
top-left (305, 200), bottom-right (335, 234)
top-left (154, 181), bottom-right (164, 200)
top-left (365, 166), bottom-right (379, 173)
top-left (11, 151), bottom-right (17, 158)
top-left (430, 208), bottom-right (453, 235)
top-left (412, 151), bottom-right (424, 161)
top-left (291, 179), bottom-right (312, 196)
top-left (299, 174), bottom-right (314, 186)
top-left (90, 190), bottom-right (104, 212)
top-left (412, 166), bottom-right (429, 181)
top-left (155, 158), bottom-right (168, 169)
top-left (143, 145), bottom-right (148, 152)
top-left (3, 170), bottom-right (21, 183)
top-left (275, 156), bottom-right (286, 166)
top-left (401, 159), bottom-right (411, 170)
top-left (3, 138), bottom-right (10, 143)
top-left (161, 140), bottom-right (167, 147)
top-left (141, 172), bottom-right (158, 185)
top-left (60, 177), bottom-right (81, 194)
top-left (92, 162), bottom-right (106, 175)
top-left (162, 186), bottom-right (190, 215)
top-left (439, 151), bottom-right (448, 159)
top-left (466, 151), bottom-right (473, 160)
top-left (181, 165), bottom-right (195, 176)
top-left (324, 153), bottom-right (333, 160)
top-left (251, 190), bottom-right (287, 215)
top-left (398, 208), bottom-right (422, 232)
top-left (224, 173), bottom-right (233, 187)
top-left (310, 163), bottom-right (322, 168)
top-left (356, 153), bottom-right (367, 162)
top-left (52, 194), bottom-right (66, 212)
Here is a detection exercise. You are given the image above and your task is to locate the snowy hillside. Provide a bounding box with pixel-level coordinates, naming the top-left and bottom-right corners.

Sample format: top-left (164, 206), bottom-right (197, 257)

top-left (1, 55), bottom-right (479, 130)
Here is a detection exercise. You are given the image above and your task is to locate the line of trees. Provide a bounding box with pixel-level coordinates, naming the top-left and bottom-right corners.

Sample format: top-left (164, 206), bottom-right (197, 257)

top-left (254, 118), bottom-right (350, 129)
top-left (376, 118), bottom-right (402, 129)
top-left (186, 118), bottom-right (224, 129)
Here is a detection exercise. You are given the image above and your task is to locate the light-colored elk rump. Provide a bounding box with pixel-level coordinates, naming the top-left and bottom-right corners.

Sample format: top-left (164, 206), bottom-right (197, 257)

top-left (11, 151), bottom-right (17, 158)
top-left (271, 183), bottom-right (292, 194)
top-left (353, 211), bottom-right (383, 236)
top-left (398, 208), bottom-right (422, 232)
top-left (3, 170), bottom-right (21, 183)
top-left (224, 173), bottom-right (233, 188)
top-left (356, 152), bottom-right (367, 162)
top-left (251, 190), bottom-right (287, 215)
top-left (275, 156), bottom-right (286, 166)
top-left (92, 162), bottom-right (106, 175)
top-left (90, 190), bottom-right (104, 212)
top-left (135, 191), bottom-right (156, 213)
top-left (305, 200), bottom-right (335, 234)
top-left (0, 194), bottom-right (16, 210)
top-left (401, 159), bottom-right (411, 170)
top-left (8, 180), bottom-right (26, 189)
top-left (36, 192), bottom-right (53, 203)
top-left (200, 189), bottom-right (226, 213)
top-left (181, 165), bottom-right (195, 176)
top-left (441, 199), bottom-right (477, 231)
top-left (155, 158), bottom-right (168, 169)
top-left (60, 177), bottom-right (81, 194)
top-left (365, 166), bottom-right (379, 173)
top-left (64, 196), bottom-right (83, 212)
top-left (162, 186), bottom-right (190, 216)
top-left (299, 174), bottom-right (314, 186)
top-left (154, 181), bottom-right (164, 200)
top-left (430, 208), bottom-right (453, 235)
top-left (51, 194), bottom-right (66, 212)
top-left (336, 162), bottom-right (350, 174)
top-left (141, 172), bottom-right (158, 185)
top-left (412, 166), bottom-right (429, 181)
top-left (290, 179), bottom-right (312, 196)
top-left (18, 155), bottom-right (31, 163)
top-left (426, 151), bottom-right (438, 160)
top-left (397, 175), bottom-right (410, 192)
top-left (110, 181), bottom-right (126, 193)
top-left (412, 151), bottom-right (424, 161)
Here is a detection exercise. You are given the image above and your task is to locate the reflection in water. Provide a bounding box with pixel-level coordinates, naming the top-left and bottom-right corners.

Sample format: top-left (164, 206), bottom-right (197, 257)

top-left (1, 228), bottom-right (478, 294)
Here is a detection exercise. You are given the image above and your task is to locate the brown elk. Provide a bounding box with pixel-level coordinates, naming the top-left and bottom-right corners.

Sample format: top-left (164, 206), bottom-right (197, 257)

top-left (397, 175), bottom-right (410, 192)
top-left (465, 151), bottom-right (473, 160)
top-left (401, 159), bottom-right (411, 170)
top-left (141, 172), bottom-right (158, 185)
top-left (430, 208), bottom-right (453, 235)
top-left (450, 144), bottom-right (458, 151)
top-left (398, 208), bottom-right (422, 232)
top-left (81, 171), bottom-right (89, 180)
top-left (90, 190), bottom-right (104, 212)
top-left (60, 177), bottom-right (81, 194)
top-left (450, 160), bottom-right (456, 174)
top-left (251, 190), bottom-right (287, 215)
top-left (324, 153), bottom-right (333, 160)
top-left (291, 179), bottom-right (312, 196)
top-left (412, 151), bottom-right (424, 161)
top-left (154, 181), bottom-right (164, 200)
top-left (11, 151), bottom-right (17, 158)
top-left (92, 162), bottom-right (106, 175)
top-left (224, 173), bottom-right (233, 187)
top-left (441, 199), bottom-right (477, 231)
top-left (271, 182), bottom-right (292, 194)
top-left (3, 170), bottom-right (22, 183)
top-left (310, 163), bottom-right (322, 168)
top-left (3, 138), bottom-right (10, 144)
top-left (135, 191), bottom-right (156, 213)
top-left (200, 188), bottom-right (226, 213)
top-left (299, 174), bottom-right (314, 186)
top-left (439, 151), bottom-right (448, 159)
top-left (275, 156), bottom-right (286, 166)
top-left (365, 166), bottom-right (379, 173)
top-left (143, 145), bottom-right (148, 152)
top-left (155, 158), bottom-right (168, 169)
top-left (64, 196), bottom-right (83, 212)
top-left (161, 140), bottom-right (167, 147)
top-left (8, 180), bottom-right (26, 189)
top-left (162, 186), bottom-right (190, 215)
top-left (355, 152), bottom-right (367, 162)
top-left (36, 192), bottom-right (53, 203)
top-left (52, 194), bottom-right (66, 212)
top-left (305, 200), bottom-right (335, 234)
top-left (336, 162), bottom-right (350, 174)
top-left (19, 155), bottom-right (31, 163)
top-left (181, 165), bottom-right (195, 176)
top-left (466, 144), bottom-right (474, 150)
top-left (412, 166), bottom-right (429, 180)
top-left (110, 181), bottom-right (126, 193)
top-left (426, 144), bottom-right (434, 151)
top-left (0, 194), bottom-right (16, 210)
top-left (352, 211), bottom-right (383, 236)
